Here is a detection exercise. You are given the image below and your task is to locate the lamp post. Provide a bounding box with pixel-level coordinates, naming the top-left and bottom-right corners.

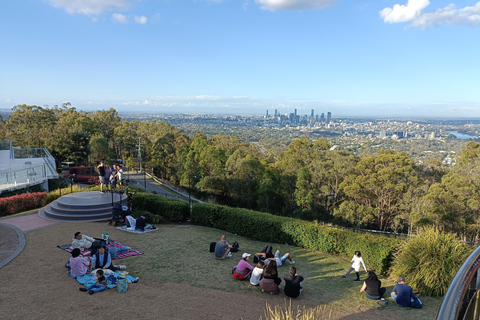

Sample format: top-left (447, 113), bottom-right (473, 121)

top-left (188, 175), bottom-right (196, 210)
top-left (324, 193), bottom-right (337, 225)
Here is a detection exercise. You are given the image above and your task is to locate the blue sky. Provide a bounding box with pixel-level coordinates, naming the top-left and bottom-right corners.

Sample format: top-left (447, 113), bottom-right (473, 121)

top-left (0, 0), bottom-right (479, 117)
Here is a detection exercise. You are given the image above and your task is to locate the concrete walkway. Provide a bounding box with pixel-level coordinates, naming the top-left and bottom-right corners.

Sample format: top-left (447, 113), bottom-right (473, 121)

top-left (0, 213), bottom-right (60, 269)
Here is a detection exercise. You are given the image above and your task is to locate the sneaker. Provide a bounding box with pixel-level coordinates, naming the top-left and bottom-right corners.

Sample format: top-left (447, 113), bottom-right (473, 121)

top-left (117, 265), bottom-right (127, 270)
top-left (99, 191), bottom-right (105, 194)
top-left (262, 289), bottom-right (265, 293)
top-left (79, 288), bottom-right (87, 292)
top-left (354, 279), bottom-right (361, 282)
top-left (289, 260), bottom-right (295, 264)
top-left (342, 276), bottom-right (346, 279)
top-left (270, 292), bottom-right (278, 295)
top-left (88, 290), bottom-right (94, 295)
top-left (226, 252), bottom-right (232, 258)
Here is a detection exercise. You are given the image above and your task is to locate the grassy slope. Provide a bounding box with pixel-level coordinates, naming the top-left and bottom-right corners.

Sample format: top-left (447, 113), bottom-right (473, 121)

top-left (121, 224), bottom-right (442, 319)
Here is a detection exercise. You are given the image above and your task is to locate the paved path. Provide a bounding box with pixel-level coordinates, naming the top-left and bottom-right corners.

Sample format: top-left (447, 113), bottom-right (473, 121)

top-left (0, 213), bottom-right (60, 269)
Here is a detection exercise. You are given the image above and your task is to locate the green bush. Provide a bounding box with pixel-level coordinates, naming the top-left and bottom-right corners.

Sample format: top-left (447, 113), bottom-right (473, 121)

top-left (132, 208), bottom-right (164, 224)
top-left (42, 185), bottom-right (87, 206)
top-left (389, 227), bottom-right (472, 296)
top-left (131, 193), bottom-right (189, 222)
top-left (191, 203), bottom-right (399, 274)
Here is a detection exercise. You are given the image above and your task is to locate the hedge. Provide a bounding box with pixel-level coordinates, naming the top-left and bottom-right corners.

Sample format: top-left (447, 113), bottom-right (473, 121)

top-left (131, 193), bottom-right (189, 223)
top-left (0, 192), bottom-right (47, 217)
top-left (191, 203), bottom-right (400, 274)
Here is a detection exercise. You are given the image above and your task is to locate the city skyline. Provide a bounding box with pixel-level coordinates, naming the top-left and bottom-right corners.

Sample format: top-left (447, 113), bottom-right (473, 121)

top-left (1, 0), bottom-right (479, 117)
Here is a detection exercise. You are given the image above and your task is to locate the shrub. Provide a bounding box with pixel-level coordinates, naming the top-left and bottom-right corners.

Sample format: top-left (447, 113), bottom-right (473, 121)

top-left (131, 193), bottom-right (189, 222)
top-left (0, 192), bottom-right (47, 217)
top-left (258, 300), bottom-right (334, 320)
top-left (132, 208), bottom-right (164, 224)
top-left (42, 185), bottom-right (87, 206)
top-left (191, 203), bottom-right (399, 274)
top-left (389, 227), bottom-right (472, 296)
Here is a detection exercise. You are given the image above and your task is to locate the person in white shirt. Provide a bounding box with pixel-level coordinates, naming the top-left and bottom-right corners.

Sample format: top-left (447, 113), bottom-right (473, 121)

top-left (250, 261), bottom-right (266, 286)
top-left (342, 251), bottom-right (367, 282)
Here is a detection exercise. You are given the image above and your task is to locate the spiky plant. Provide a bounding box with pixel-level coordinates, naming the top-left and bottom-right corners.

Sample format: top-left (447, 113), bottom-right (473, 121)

top-left (258, 299), bottom-right (334, 320)
top-left (390, 226), bottom-right (472, 296)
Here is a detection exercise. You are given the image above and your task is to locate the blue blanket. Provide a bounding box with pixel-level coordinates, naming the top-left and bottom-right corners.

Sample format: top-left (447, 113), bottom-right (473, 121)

top-left (76, 271), bottom-right (139, 291)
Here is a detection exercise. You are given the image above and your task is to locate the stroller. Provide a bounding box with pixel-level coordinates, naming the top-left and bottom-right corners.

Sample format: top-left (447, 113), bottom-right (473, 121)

top-left (109, 202), bottom-right (131, 226)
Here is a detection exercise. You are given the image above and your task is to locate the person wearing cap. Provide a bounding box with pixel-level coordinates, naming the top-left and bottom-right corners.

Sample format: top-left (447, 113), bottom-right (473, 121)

top-left (97, 160), bottom-right (106, 194)
top-left (391, 277), bottom-right (422, 308)
top-left (233, 253), bottom-right (254, 280)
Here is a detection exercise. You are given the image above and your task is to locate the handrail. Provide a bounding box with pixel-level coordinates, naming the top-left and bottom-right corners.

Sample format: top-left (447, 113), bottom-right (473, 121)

top-left (55, 175), bottom-right (75, 196)
top-left (436, 245), bottom-right (480, 320)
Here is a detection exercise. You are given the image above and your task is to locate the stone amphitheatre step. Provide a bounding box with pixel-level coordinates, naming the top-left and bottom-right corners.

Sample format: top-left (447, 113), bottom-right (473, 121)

top-left (38, 191), bottom-right (127, 222)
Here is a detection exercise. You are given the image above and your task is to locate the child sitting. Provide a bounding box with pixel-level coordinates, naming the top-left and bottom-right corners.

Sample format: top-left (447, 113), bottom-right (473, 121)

top-left (80, 269), bottom-right (108, 295)
top-left (69, 248), bottom-right (89, 278)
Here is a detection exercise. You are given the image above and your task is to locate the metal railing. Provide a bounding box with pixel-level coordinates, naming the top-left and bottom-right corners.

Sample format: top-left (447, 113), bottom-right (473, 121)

top-left (0, 163), bottom-right (47, 192)
top-left (436, 245), bottom-right (480, 320)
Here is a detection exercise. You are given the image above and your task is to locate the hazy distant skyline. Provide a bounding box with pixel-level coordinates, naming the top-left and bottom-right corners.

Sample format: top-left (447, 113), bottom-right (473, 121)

top-left (1, 0), bottom-right (479, 117)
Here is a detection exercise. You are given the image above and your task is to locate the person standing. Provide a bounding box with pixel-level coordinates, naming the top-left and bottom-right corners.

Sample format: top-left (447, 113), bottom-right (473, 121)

top-left (391, 277), bottom-right (423, 308)
top-left (284, 266), bottom-right (304, 298)
top-left (97, 160), bottom-right (106, 194)
top-left (342, 251), bottom-right (367, 282)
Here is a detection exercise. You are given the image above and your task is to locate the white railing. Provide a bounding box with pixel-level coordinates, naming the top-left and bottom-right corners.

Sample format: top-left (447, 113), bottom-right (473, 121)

top-left (0, 164), bottom-right (48, 192)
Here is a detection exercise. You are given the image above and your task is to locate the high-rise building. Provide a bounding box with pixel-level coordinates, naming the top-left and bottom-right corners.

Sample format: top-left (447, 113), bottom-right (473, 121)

top-left (266, 110), bottom-right (269, 117)
top-left (320, 113), bottom-right (325, 122)
top-left (326, 112), bottom-right (332, 124)
top-left (275, 109), bottom-right (278, 117)
top-left (311, 109), bottom-right (314, 118)
top-left (294, 109), bottom-right (297, 117)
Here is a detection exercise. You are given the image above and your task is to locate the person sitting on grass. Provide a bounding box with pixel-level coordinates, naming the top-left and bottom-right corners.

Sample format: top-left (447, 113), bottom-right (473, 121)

top-left (233, 253), bottom-right (254, 280)
top-left (284, 266), bottom-right (304, 298)
top-left (342, 251), bottom-right (367, 282)
top-left (260, 260), bottom-right (281, 294)
top-left (79, 269), bottom-right (108, 295)
top-left (89, 245), bottom-right (126, 273)
top-left (391, 277), bottom-right (422, 308)
top-left (71, 232), bottom-right (95, 250)
top-left (215, 235), bottom-right (232, 260)
top-left (255, 249), bottom-right (295, 267)
top-left (69, 248), bottom-right (90, 278)
top-left (360, 270), bottom-right (386, 300)
top-left (250, 261), bottom-right (266, 286)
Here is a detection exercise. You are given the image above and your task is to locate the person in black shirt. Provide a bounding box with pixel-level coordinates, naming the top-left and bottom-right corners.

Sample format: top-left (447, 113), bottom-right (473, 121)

top-left (284, 266), bottom-right (304, 298)
top-left (360, 270), bottom-right (386, 300)
top-left (97, 160), bottom-right (106, 194)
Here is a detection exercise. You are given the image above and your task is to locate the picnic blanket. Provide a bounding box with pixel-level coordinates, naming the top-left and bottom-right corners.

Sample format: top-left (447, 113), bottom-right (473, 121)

top-left (76, 271), bottom-right (139, 291)
top-left (58, 240), bottom-right (143, 259)
top-left (116, 225), bottom-right (159, 234)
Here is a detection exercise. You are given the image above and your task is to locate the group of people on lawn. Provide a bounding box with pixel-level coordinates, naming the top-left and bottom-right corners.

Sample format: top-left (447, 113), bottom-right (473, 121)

top-left (215, 236), bottom-right (422, 308)
top-left (69, 231), bottom-right (129, 294)
top-left (214, 235), bottom-right (303, 298)
top-left (342, 251), bottom-right (422, 308)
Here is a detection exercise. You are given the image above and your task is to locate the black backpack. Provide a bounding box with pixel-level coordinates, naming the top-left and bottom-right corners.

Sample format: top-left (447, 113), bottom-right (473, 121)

top-left (231, 241), bottom-right (239, 252)
top-left (209, 242), bottom-right (216, 253)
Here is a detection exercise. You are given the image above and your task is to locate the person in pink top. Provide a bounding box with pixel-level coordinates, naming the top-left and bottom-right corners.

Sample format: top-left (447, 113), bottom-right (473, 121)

top-left (69, 248), bottom-right (90, 278)
top-left (233, 253), bottom-right (254, 280)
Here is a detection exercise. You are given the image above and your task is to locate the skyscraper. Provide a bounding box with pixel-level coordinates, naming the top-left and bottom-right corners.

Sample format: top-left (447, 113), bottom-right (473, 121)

top-left (311, 109), bottom-right (314, 118)
top-left (294, 109), bottom-right (297, 117)
top-left (326, 112), bottom-right (332, 124)
top-left (320, 113), bottom-right (325, 122)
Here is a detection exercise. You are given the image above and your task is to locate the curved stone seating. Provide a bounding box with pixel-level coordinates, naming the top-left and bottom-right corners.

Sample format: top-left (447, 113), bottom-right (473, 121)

top-left (38, 191), bottom-right (127, 222)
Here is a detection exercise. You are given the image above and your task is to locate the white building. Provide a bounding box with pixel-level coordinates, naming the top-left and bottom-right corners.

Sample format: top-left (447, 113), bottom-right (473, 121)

top-left (0, 141), bottom-right (58, 194)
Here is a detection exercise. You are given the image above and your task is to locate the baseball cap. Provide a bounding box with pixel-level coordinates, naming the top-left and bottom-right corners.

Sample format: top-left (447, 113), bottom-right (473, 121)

top-left (397, 277), bottom-right (405, 283)
top-left (242, 253), bottom-right (251, 259)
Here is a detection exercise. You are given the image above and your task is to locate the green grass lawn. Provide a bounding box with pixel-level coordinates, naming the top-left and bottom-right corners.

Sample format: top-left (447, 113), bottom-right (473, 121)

top-left (118, 224), bottom-right (443, 319)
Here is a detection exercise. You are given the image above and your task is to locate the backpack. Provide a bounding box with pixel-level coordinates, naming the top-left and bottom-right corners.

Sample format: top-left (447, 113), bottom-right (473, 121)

top-left (209, 242), bottom-right (216, 253)
top-left (231, 241), bottom-right (239, 252)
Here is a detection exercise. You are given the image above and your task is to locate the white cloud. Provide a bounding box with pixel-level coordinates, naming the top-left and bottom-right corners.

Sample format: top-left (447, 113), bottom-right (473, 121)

top-left (380, 0), bottom-right (430, 23)
top-left (254, 0), bottom-right (338, 11)
top-left (135, 15), bottom-right (148, 24)
top-left (112, 13), bottom-right (128, 23)
top-left (48, 0), bottom-right (130, 17)
top-left (409, 2), bottom-right (480, 28)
